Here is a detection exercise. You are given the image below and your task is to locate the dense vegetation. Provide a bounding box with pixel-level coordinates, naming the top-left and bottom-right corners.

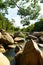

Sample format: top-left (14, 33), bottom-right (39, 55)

top-left (0, 0), bottom-right (43, 33)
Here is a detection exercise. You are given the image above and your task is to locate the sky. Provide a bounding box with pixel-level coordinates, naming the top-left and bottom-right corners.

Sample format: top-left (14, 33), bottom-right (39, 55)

top-left (5, 7), bottom-right (22, 28)
top-left (5, 3), bottom-right (43, 28)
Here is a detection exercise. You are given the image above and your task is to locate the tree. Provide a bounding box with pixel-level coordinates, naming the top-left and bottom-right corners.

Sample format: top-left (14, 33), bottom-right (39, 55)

top-left (0, 0), bottom-right (41, 31)
top-left (0, 13), bottom-right (15, 32)
top-left (0, 13), bottom-right (6, 29)
top-left (0, 0), bottom-right (19, 14)
top-left (21, 27), bottom-right (28, 32)
top-left (17, 0), bottom-right (40, 26)
top-left (14, 27), bottom-right (20, 32)
top-left (40, 0), bottom-right (43, 3)
top-left (33, 18), bottom-right (43, 31)
top-left (21, 17), bottom-right (30, 26)
top-left (28, 24), bottom-right (35, 32)
top-left (0, 0), bottom-right (20, 32)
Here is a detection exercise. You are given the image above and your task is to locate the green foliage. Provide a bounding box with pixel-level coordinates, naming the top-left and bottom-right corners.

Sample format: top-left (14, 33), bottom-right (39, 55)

top-left (0, 0), bottom-right (19, 14)
top-left (0, 0), bottom-right (6, 8)
top-left (21, 27), bottom-right (28, 32)
top-left (40, 0), bottom-right (43, 3)
top-left (33, 18), bottom-right (43, 31)
top-left (14, 27), bottom-right (20, 32)
top-left (21, 24), bottom-right (34, 32)
top-left (0, 13), bottom-right (13, 32)
top-left (0, 13), bottom-right (21, 33)
top-left (28, 24), bottom-right (35, 32)
top-left (21, 17), bottom-right (30, 26)
top-left (17, 0), bottom-right (40, 26)
top-left (0, 0), bottom-right (21, 33)
top-left (4, 0), bottom-right (19, 8)
top-left (26, 0), bottom-right (30, 2)
top-left (0, 0), bottom-right (42, 33)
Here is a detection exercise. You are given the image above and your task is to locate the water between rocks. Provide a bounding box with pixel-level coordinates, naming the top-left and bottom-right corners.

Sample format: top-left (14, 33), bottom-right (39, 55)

top-left (4, 48), bottom-right (16, 65)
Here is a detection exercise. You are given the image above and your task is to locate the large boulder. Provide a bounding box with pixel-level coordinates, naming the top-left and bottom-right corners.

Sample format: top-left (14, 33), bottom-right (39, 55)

top-left (15, 40), bottom-right (43, 65)
top-left (32, 32), bottom-right (43, 38)
top-left (26, 35), bottom-right (37, 40)
top-left (0, 53), bottom-right (10, 65)
top-left (0, 29), bottom-right (14, 45)
top-left (14, 37), bottom-right (25, 43)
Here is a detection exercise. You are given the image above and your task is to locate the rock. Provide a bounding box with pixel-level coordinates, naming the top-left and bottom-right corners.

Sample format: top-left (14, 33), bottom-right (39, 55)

top-left (14, 44), bottom-right (23, 53)
top-left (25, 32), bottom-right (29, 36)
top-left (13, 32), bottom-right (20, 38)
top-left (10, 33), bottom-right (14, 39)
top-left (38, 44), bottom-right (43, 48)
top-left (32, 32), bottom-right (43, 38)
top-left (0, 29), bottom-right (14, 45)
top-left (39, 36), bottom-right (43, 43)
top-left (8, 45), bottom-right (16, 49)
top-left (34, 38), bottom-right (40, 43)
top-left (13, 32), bottom-right (24, 38)
top-left (15, 40), bottom-right (43, 65)
top-left (14, 37), bottom-right (24, 43)
top-left (0, 53), bottom-right (10, 65)
top-left (26, 35), bottom-right (37, 40)
top-left (0, 32), bottom-right (2, 39)
top-left (0, 44), bottom-right (6, 53)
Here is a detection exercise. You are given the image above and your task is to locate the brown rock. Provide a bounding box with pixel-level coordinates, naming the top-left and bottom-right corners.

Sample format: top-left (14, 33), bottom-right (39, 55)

top-left (15, 40), bottom-right (43, 65)
top-left (13, 32), bottom-right (20, 38)
top-left (13, 32), bottom-right (24, 38)
top-left (26, 35), bottom-right (37, 40)
top-left (39, 36), bottom-right (43, 43)
top-left (0, 29), bottom-right (14, 45)
top-left (14, 37), bottom-right (24, 43)
top-left (32, 32), bottom-right (43, 38)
